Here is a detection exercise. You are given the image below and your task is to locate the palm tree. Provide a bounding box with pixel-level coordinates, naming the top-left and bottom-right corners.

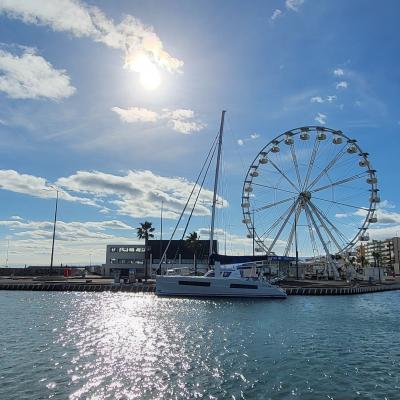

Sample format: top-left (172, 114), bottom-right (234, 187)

top-left (185, 231), bottom-right (202, 275)
top-left (137, 221), bottom-right (155, 280)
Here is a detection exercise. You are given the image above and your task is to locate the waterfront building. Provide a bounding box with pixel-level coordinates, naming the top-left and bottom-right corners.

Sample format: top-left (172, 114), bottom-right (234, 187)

top-left (103, 240), bottom-right (217, 279)
top-left (357, 237), bottom-right (400, 275)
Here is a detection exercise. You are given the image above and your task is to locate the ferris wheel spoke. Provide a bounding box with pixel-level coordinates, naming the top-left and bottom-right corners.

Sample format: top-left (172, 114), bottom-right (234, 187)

top-left (268, 159), bottom-right (300, 192)
top-left (259, 202), bottom-right (295, 240)
top-left (307, 201), bottom-right (344, 252)
top-left (302, 136), bottom-right (320, 191)
top-left (304, 203), bottom-right (333, 259)
top-left (254, 197), bottom-right (295, 213)
top-left (306, 145), bottom-right (347, 191)
top-left (311, 172), bottom-right (366, 193)
top-left (252, 182), bottom-right (298, 195)
top-left (290, 144), bottom-right (302, 188)
top-left (284, 202), bottom-right (302, 256)
top-left (304, 206), bottom-right (319, 258)
top-left (312, 196), bottom-right (371, 211)
top-left (267, 199), bottom-right (298, 254)
top-left (308, 200), bottom-right (350, 247)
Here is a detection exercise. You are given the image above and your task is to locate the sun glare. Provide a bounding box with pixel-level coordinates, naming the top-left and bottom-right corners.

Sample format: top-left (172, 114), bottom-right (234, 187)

top-left (127, 52), bottom-right (161, 91)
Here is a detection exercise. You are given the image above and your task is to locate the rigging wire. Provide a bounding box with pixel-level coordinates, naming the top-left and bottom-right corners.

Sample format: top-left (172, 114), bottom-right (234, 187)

top-left (157, 131), bottom-right (219, 271)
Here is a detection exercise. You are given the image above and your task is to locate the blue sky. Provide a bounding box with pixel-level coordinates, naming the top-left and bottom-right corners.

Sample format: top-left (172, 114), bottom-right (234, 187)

top-left (0, 0), bottom-right (399, 265)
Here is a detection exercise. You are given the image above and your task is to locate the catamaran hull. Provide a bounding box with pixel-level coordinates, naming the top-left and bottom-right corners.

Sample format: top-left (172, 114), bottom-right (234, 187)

top-left (156, 276), bottom-right (287, 298)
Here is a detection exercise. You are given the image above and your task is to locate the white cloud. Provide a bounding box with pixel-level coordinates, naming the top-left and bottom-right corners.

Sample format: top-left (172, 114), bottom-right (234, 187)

top-left (0, 168), bottom-right (229, 220)
top-left (0, 47), bottom-right (75, 100)
top-left (285, 0), bottom-right (305, 12)
top-left (270, 9), bottom-right (282, 21)
top-left (310, 96), bottom-right (324, 103)
top-left (111, 107), bottom-right (159, 123)
top-left (56, 169), bottom-right (228, 219)
top-left (311, 95), bottom-right (337, 104)
top-left (314, 112), bottom-right (327, 125)
top-left (333, 68), bottom-right (344, 76)
top-left (0, 0), bottom-right (183, 74)
top-left (237, 132), bottom-right (260, 146)
top-left (111, 106), bottom-right (205, 134)
top-left (0, 169), bottom-right (96, 206)
top-left (0, 216), bottom-right (139, 265)
top-left (336, 81), bottom-right (348, 89)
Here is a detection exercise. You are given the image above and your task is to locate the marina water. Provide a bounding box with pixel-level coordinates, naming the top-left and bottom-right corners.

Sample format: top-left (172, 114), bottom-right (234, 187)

top-left (1, 291), bottom-right (399, 399)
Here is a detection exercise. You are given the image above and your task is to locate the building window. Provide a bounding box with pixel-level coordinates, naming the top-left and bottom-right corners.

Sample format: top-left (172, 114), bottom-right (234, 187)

top-left (110, 258), bottom-right (117, 264)
top-left (135, 260), bottom-right (144, 264)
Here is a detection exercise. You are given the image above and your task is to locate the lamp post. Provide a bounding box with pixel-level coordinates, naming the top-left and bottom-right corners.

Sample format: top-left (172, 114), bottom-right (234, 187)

top-left (49, 187), bottom-right (59, 275)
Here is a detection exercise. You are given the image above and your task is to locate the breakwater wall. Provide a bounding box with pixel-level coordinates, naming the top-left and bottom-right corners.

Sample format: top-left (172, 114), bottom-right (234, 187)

top-left (1, 282), bottom-right (400, 295)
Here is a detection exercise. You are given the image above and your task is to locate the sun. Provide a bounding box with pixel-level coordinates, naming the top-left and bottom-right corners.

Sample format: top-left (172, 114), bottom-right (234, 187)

top-left (139, 65), bottom-right (161, 90)
top-left (127, 52), bottom-right (161, 90)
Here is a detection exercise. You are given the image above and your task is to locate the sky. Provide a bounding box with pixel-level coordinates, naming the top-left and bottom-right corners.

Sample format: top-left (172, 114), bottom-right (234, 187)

top-left (0, 0), bottom-right (400, 266)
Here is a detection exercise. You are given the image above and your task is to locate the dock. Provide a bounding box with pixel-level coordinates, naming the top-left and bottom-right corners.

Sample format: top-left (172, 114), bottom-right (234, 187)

top-left (1, 277), bottom-right (400, 295)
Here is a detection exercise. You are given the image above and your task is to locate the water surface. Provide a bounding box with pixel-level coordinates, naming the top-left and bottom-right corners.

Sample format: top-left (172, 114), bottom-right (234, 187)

top-left (0, 291), bottom-right (399, 399)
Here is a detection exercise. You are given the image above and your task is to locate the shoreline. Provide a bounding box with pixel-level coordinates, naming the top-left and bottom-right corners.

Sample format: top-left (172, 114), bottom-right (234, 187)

top-left (1, 279), bottom-right (400, 296)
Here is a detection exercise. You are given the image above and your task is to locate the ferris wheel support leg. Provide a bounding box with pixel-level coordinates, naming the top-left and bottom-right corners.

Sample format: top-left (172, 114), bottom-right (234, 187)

top-left (304, 204), bottom-right (340, 280)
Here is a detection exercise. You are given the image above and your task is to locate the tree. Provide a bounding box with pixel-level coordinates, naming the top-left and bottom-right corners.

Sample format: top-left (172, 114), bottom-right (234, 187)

top-left (137, 221), bottom-right (155, 280)
top-left (185, 231), bottom-right (202, 275)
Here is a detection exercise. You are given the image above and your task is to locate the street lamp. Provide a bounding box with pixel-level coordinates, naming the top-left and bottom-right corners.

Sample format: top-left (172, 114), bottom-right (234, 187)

top-left (49, 186), bottom-right (59, 274)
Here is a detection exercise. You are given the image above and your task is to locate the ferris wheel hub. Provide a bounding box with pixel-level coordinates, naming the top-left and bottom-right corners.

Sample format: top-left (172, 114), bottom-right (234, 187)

top-left (299, 191), bottom-right (312, 201)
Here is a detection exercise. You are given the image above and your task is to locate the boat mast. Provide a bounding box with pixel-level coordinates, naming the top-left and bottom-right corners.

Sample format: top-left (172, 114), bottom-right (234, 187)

top-left (209, 110), bottom-right (226, 261)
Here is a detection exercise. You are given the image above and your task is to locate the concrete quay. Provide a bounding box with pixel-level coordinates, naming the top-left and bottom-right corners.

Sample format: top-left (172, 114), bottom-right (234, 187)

top-left (1, 277), bottom-right (400, 295)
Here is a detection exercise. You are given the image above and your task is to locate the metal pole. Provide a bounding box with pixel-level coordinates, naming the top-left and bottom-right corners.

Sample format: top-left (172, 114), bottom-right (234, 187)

top-left (5, 239), bottom-right (9, 267)
top-left (160, 200), bottom-right (163, 268)
top-left (252, 210), bottom-right (255, 257)
top-left (50, 189), bottom-right (59, 274)
top-left (295, 208), bottom-right (299, 280)
top-left (209, 110), bottom-right (226, 262)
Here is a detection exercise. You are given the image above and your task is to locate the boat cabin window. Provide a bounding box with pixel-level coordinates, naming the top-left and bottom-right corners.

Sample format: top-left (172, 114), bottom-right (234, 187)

top-left (222, 271), bottom-right (231, 277)
top-left (178, 281), bottom-right (211, 287)
top-left (230, 283), bottom-right (258, 289)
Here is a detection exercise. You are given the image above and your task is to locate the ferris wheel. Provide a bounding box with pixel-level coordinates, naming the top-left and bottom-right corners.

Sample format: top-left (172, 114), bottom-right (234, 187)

top-left (241, 126), bottom-right (379, 263)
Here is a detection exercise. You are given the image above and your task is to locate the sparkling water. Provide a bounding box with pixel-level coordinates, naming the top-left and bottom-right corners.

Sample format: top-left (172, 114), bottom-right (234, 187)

top-left (0, 291), bottom-right (399, 399)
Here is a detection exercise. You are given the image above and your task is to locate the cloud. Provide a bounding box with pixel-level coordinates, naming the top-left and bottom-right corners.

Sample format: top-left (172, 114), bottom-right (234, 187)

top-left (0, 0), bottom-right (183, 74)
top-left (0, 169), bottom-right (95, 206)
top-left (56, 169), bottom-right (228, 219)
top-left (270, 9), bottom-right (282, 21)
top-left (333, 68), bottom-right (344, 76)
top-left (336, 81), bottom-right (348, 89)
top-left (311, 95), bottom-right (337, 104)
top-left (0, 47), bottom-right (75, 100)
top-left (111, 107), bottom-right (159, 123)
top-left (237, 132), bottom-right (260, 146)
top-left (0, 216), bottom-right (140, 265)
top-left (285, 0), bottom-right (305, 12)
top-left (0, 168), bottom-right (229, 220)
top-left (310, 96), bottom-right (324, 103)
top-left (314, 112), bottom-right (327, 125)
top-left (111, 106), bottom-right (205, 134)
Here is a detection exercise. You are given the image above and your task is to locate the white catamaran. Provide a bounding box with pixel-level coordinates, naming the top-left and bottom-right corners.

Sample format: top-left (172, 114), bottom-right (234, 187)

top-left (156, 111), bottom-right (287, 299)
